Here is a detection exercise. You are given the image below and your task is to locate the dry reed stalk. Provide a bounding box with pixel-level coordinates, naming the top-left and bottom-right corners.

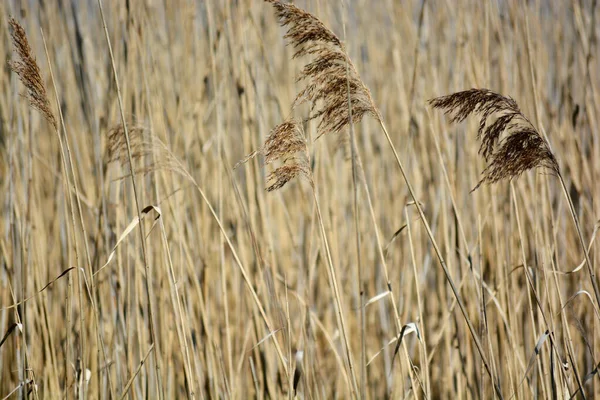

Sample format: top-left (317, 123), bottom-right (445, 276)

top-left (95, 0), bottom-right (165, 396)
top-left (39, 27), bottom-right (121, 399)
top-left (237, 117), bottom-right (357, 395)
top-left (7, 17), bottom-right (39, 400)
top-left (105, 122), bottom-right (196, 398)
top-left (430, 88), bottom-right (600, 319)
top-left (104, 120), bottom-right (293, 383)
top-left (239, 117), bottom-right (359, 395)
top-left (204, 0), bottom-right (236, 390)
top-left (340, 9), bottom-right (367, 396)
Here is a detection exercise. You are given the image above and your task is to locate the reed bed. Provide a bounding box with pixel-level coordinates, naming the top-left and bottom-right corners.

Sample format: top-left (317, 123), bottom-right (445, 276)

top-left (0, 1), bottom-right (599, 399)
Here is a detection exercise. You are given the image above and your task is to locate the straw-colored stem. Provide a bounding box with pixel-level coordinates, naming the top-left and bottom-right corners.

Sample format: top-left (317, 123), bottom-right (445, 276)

top-left (342, 11), bottom-right (366, 398)
top-left (558, 173), bottom-right (600, 313)
top-left (185, 173), bottom-right (290, 378)
top-left (510, 182), bottom-right (583, 396)
top-left (96, 0), bottom-right (163, 396)
top-left (160, 220), bottom-right (195, 399)
top-left (405, 207), bottom-right (430, 397)
top-left (311, 189), bottom-right (359, 399)
top-left (510, 182), bottom-right (550, 399)
top-left (41, 28), bottom-right (116, 400)
top-left (377, 118), bottom-right (502, 398)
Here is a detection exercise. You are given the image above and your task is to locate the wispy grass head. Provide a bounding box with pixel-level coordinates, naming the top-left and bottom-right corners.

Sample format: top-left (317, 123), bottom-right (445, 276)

top-left (106, 124), bottom-right (150, 166)
top-left (8, 17), bottom-right (56, 129)
top-left (236, 119), bottom-right (312, 191)
top-left (105, 123), bottom-right (185, 179)
top-left (266, 0), bottom-right (380, 138)
top-left (429, 89), bottom-right (559, 190)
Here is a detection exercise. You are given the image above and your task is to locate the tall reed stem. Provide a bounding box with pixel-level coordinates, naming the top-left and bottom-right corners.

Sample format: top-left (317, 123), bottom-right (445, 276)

top-left (311, 189), bottom-right (360, 398)
top-left (96, 0), bottom-right (163, 396)
top-left (377, 119), bottom-right (503, 399)
top-left (558, 173), bottom-right (600, 311)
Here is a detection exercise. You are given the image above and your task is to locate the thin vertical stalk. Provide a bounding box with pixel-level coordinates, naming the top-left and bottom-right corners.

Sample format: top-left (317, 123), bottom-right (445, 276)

top-left (341, 5), bottom-right (366, 398)
top-left (95, 1), bottom-right (163, 397)
top-left (558, 173), bottom-right (600, 312)
top-left (311, 189), bottom-right (360, 399)
top-left (40, 29), bottom-right (115, 400)
top-left (183, 172), bottom-right (290, 378)
top-left (405, 208), bottom-right (430, 398)
top-left (377, 119), bottom-right (502, 399)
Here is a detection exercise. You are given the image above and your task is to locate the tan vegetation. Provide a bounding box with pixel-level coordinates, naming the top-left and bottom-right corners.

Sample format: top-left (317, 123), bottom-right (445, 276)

top-left (0, 0), bottom-right (599, 399)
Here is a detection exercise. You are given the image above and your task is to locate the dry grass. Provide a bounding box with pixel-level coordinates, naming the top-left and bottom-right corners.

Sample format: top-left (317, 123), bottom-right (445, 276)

top-left (1, 1), bottom-right (599, 399)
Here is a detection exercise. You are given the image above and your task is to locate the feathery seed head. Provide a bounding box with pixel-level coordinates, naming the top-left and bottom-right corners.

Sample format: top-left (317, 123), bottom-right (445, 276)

top-left (429, 88), bottom-right (559, 190)
top-left (8, 17), bottom-right (56, 129)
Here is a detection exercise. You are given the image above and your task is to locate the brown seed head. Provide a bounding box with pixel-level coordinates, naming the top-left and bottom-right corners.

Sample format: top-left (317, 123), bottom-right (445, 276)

top-left (8, 17), bottom-right (56, 129)
top-left (236, 118), bottom-right (312, 191)
top-left (105, 123), bottom-right (183, 178)
top-left (429, 88), bottom-right (559, 190)
top-left (266, 0), bottom-right (380, 138)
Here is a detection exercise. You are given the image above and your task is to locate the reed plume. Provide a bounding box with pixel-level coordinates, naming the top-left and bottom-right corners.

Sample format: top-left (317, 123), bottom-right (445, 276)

top-left (429, 89), bottom-right (559, 190)
top-left (235, 119), bottom-right (312, 191)
top-left (106, 124), bottom-right (150, 165)
top-left (430, 88), bottom-right (600, 317)
top-left (8, 17), bottom-right (56, 129)
top-left (266, 0), bottom-right (380, 140)
top-left (243, 0), bottom-right (381, 191)
top-left (105, 123), bottom-right (180, 179)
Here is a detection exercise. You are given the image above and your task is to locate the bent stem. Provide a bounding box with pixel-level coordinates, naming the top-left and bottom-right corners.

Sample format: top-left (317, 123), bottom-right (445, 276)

top-left (557, 173), bottom-right (600, 314)
top-left (377, 119), bottom-right (503, 398)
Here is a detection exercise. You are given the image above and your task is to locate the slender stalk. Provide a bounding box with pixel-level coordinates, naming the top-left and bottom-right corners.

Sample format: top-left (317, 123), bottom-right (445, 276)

top-left (206, 0), bottom-right (235, 390)
top-left (40, 29), bottom-right (115, 400)
top-left (183, 172), bottom-right (290, 378)
top-left (544, 176), bottom-right (585, 395)
top-left (160, 220), bottom-right (195, 399)
top-left (558, 173), bottom-right (600, 312)
top-left (511, 182), bottom-right (583, 396)
top-left (342, 7), bottom-right (366, 398)
top-left (377, 119), bottom-right (503, 399)
top-left (36, 30), bottom-right (86, 400)
top-left (405, 208), bottom-right (430, 398)
top-left (311, 189), bottom-right (360, 399)
top-left (95, 0), bottom-right (163, 396)
top-left (312, 187), bottom-right (358, 397)
top-left (510, 183), bottom-right (550, 399)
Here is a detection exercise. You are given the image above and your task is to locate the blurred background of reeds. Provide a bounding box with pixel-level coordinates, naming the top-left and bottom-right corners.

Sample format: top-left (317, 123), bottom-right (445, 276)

top-left (0, 0), bottom-right (599, 398)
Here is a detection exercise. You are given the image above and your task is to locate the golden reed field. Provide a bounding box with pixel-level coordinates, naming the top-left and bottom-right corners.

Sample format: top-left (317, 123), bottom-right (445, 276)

top-left (1, 0), bottom-right (599, 398)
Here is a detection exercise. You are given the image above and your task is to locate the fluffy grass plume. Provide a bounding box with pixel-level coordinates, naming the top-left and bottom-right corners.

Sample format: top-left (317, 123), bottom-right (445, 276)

top-left (236, 118), bottom-right (312, 191)
top-left (266, 0), bottom-right (380, 139)
top-left (8, 17), bottom-right (56, 129)
top-left (430, 89), bottom-right (559, 190)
